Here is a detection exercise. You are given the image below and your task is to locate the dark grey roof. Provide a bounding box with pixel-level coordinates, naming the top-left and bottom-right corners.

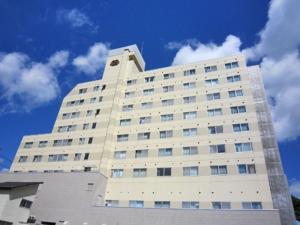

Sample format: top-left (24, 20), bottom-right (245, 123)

top-left (0, 182), bottom-right (42, 189)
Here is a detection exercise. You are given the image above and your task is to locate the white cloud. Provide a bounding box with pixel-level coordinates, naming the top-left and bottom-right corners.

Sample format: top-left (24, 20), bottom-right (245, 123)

top-left (244, 0), bottom-right (300, 60)
top-left (57, 8), bottom-right (97, 31)
top-left (167, 0), bottom-right (300, 141)
top-left (169, 35), bottom-right (242, 65)
top-left (72, 42), bottom-right (109, 76)
top-left (261, 52), bottom-right (300, 141)
top-left (290, 180), bottom-right (300, 197)
top-left (48, 50), bottom-right (69, 68)
top-left (0, 50), bottom-right (69, 113)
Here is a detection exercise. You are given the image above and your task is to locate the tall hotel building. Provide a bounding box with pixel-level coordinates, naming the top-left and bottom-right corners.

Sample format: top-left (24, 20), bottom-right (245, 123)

top-left (0, 45), bottom-right (295, 225)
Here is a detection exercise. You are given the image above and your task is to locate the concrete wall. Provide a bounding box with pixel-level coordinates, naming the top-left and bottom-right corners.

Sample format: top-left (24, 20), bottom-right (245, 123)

top-left (0, 185), bottom-right (38, 224)
top-left (0, 172), bottom-right (282, 225)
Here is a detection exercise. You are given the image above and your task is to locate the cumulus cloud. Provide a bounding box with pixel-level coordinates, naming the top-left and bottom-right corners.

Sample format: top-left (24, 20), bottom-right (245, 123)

top-left (290, 180), bottom-right (300, 198)
top-left (244, 0), bottom-right (300, 60)
top-left (56, 8), bottom-right (98, 31)
top-left (0, 50), bottom-right (69, 113)
top-left (169, 35), bottom-right (242, 65)
top-left (167, 0), bottom-right (300, 141)
top-left (48, 50), bottom-right (69, 68)
top-left (261, 52), bottom-right (300, 141)
top-left (72, 42), bottom-right (110, 76)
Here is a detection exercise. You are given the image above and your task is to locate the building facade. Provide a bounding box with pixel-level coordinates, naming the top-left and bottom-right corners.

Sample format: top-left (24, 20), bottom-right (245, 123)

top-left (6, 45), bottom-right (295, 225)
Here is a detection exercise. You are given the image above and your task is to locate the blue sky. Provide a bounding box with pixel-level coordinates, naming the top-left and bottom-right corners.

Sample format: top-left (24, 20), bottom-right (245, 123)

top-left (0, 0), bottom-right (300, 198)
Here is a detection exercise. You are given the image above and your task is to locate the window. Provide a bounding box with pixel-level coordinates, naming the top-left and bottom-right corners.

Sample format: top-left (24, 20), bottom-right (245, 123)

top-left (111, 169), bottom-right (124, 178)
top-left (48, 154), bottom-right (68, 162)
top-left (84, 167), bottom-right (91, 172)
top-left (206, 93), bottom-right (220, 101)
top-left (158, 148), bottom-right (172, 156)
top-left (183, 96), bottom-right (196, 104)
top-left (183, 82), bottom-right (196, 90)
top-left (145, 76), bottom-right (155, 82)
top-left (93, 85), bottom-right (100, 91)
top-left (125, 91), bottom-right (135, 98)
top-left (183, 128), bottom-right (197, 137)
top-left (183, 146), bottom-right (198, 155)
top-left (84, 153), bottom-right (90, 160)
top-left (242, 202), bottom-right (262, 210)
top-left (79, 138), bottom-right (86, 145)
top-left (161, 114), bottom-right (173, 122)
top-left (33, 155), bottom-right (42, 162)
top-left (184, 69), bottom-right (196, 76)
top-left (235, 142), bottom-right (253, 152)
top-left (74, 153), bottom-right (81, 161)
top-left (207, 108), bottom-right (223, 117)
top-left (183, 111), bottom-right (197, 120)
top-left (90, 97), bottom-right (96, 103)
top-left (127, 79), bottom-right (137, 86)
top-left (211, 165), bottom-right (228, 175)
top-left (183, 166), bottom-right (198, 176)
top-left (163, 73), bottom-right (175, 79)
top-left (62, 113), bottom-right (71, 119)
top-left (83, 123), bottom-right (89, 130)
top-left (24, 142), bottom-right (33, 149)
top-left (120, 119), bottom-right (131, 126)
top-left (58, 154), bottom-right (68, 161)
top-left (163, 85), bottom-right (174, 93)
top-left (133, 168), bottom-right (147, 177)
top-left (231, 106), bottom-right (246, 114)
top-left (238, 164), bottom-right (256, 174)
top-left (86, 110), bottom-right (93, 117)
top-left (233, 123), bottom-right (249, 132)
top-left (18, 156), bottom-right (28, 163)
top-left (182, 201), bottom-right (199, 209)
top-left (95, 109), bottom-right (100, 116)
top-left (97, 96), bottom-right (102, 102)
top-left (138, 132), bottom-right (151, 140)
top-left (71, 112), bottom-right (80, 118)
top-left (227, 75), bottom-right (241, 82)
top-left (212, 202), bottom-right (231, 209)
top-left (129, 200), bottom-right (144, 208)
top-left (204, 65), bottom-right (217, 73)
top-left (140, 116), bottom-right (152, 124)
top-left (79, 88), bottom-right (87, 94)
top-left (101, 85), bottom-right (106, 91)
top-left (157, 168), bottom-right (171, 176)
top-left (143, 88), bottom-right (154, 96)
top-left (209, 144), bottom-right (226, 153)
top-left (208, 126), bottom-right (223, 134)
top-left (135, 149), bottom-right (148, 158)
top-left (105, 200), bottom-right (119, 207)
top-left (53, 139), bottom-right (72, 147)
top-left (229, 90), bottom-right (243, 97)
top-left (122, 104), bottom-right (133, 112)
top-left (19, 199), bottom-right (32, 209)
top-left (160, 130), bottom-right (173, 138)
top-left (141, 102), bottom-right (153, 109)
top-left (88, 137), bottom-right (93, 144)
top-left (117, 134), bottom-right (128, 142)
top-left (38, 141), bottom-right (47, 148)
top-left (162, 99), bottom-right (174, 106)
top-left (225, 61), bottom-right (239, 69)
top-left (92, 123), bottom-right (97, 129)
top-left (205, 79), bottom-right (218, 86)
top-left (155, 201), bottom-right (170, 208)
top-left (58, 125), bottom-right (76, 132)
top-left (114, 151), bottom-right (126, 159)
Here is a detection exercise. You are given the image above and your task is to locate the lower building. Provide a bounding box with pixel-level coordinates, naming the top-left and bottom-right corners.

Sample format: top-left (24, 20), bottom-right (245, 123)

top-left (0, 172), bottom-right (282, 225)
